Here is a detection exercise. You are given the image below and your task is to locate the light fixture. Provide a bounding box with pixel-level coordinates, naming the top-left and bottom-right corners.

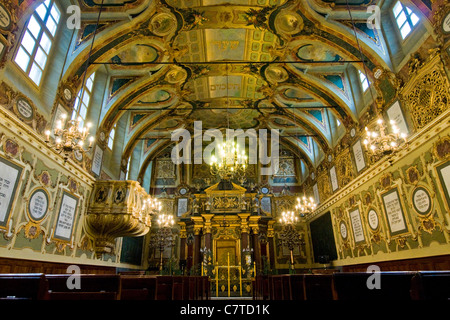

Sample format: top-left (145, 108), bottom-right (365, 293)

top-left (45, 114), bottom-right (94, 162)
top-left (157, 213), bottom-right (174, 228)
top-left (210, 140), bottom-right (248, 181)
top-left (209, 62), bottom-right (248, 184)
top-left (278, 210), bottom-right (302, 273)
top-left (363, 118), bottom-right (407, 157)
top-left (279, 210), bottom-right (298, 225)
top-left (295, 195), bottom-right (317, 217)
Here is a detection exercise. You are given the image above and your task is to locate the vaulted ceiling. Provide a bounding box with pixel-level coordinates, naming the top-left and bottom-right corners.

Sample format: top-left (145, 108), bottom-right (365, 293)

top-left (60, 0), bottom-right (390, 178)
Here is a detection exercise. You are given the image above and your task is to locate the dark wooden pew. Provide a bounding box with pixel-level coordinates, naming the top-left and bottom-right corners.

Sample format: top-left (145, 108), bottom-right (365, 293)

top-left (269, 275), bottom-right (284, 300)
top-left (46, 274), bottom-right (121, 300)
top-left (303, 274), bottom-right (336, 300)
top-left (289, 274), bottom-right (305, 300)
top-left (171, 276), bottom-right (189, 300)
top-left (155, 275), bottom-right (173, 300)
top-left (120, 275), bottom-right (157, 300)
top-left (333, 271), bottom-right (417, 300)
top-left (410, 271), bottom-right (450, 300)
top-left (0, 273), bottom-right (49, 300)
top-left (201, 276), bottom-right (210, 300)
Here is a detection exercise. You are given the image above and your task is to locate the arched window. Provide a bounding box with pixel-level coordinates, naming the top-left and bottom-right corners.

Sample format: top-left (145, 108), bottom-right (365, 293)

top-left (393, 1), bottom-right (420, 39)
top-left (358, 70), bottom-right (369, 92)
top-left (107, 124), bottom-right (116, 150)
top-left (72, 72), bottom-right (96, 128)
top-left (14, 0), bottom-right (61, 85)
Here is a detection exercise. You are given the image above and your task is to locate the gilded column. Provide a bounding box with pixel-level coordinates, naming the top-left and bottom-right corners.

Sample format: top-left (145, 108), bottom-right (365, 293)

top-left (202, 214), bottom-right (214, 251)
top-left (267, 220), bottom-right (275, 272)
top-left (178, 222), bottom-right (187, 273)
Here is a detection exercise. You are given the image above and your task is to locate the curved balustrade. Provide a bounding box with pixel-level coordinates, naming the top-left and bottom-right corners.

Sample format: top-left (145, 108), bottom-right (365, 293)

top-left (85, 180), bottom-right (153, 257)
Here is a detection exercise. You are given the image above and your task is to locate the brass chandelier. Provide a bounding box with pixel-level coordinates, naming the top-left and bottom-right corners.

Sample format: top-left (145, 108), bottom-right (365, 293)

top-left (363, 118), bottom-right (407, 157)
top-left (210, 140), bottom-right (248, 181)
top-left (45, 113), bottom-right (94, 162)
top-left (295, 195), bottom-right (317, 217)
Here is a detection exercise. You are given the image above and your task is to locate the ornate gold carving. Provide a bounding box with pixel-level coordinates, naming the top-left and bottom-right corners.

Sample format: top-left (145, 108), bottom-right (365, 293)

top-left (85, 180), bottom-right (152, 257)
top-left (401, 51), bottom-right (449, 130)
top-left (433, 136), bottom-right (450, 161)
top-left (155, 159), bottom-right (176, 179)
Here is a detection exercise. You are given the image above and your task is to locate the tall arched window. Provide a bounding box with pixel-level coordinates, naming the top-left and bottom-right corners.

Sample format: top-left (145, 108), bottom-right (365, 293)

top-left (14, 0), bottom-right (61, 85)
top-left (393, 1), bottom-right (420, 39)
top-left (72, 72), bottom-right (96, 128)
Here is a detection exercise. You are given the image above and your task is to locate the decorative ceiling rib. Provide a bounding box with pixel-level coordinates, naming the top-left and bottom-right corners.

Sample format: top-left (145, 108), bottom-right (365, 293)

top-left (57, 0), bottom-right (390, 172)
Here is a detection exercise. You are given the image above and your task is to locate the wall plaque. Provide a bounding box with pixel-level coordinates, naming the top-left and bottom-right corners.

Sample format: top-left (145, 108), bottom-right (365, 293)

top-left (330, 166), bottom-right (338, 192)
top-left (412, 186), bottom-right (432, 216)
top-left (386, 100), bottom-right (409, 135)
top-left (313, 183), bottom-right (320, 204)
top-left (0, 157), bottom-right (23, 228)
top-left (91, 144), bottom-right (103, 176)
top-left (28, 188), bottom-right (49, 222)
top-left (15, 97), bottom-right (34, 121)
top-left (381, 188), bottom-right (408, 236)
top-left (352, 139), bottom-right (366, 173)
top-left (349, 208), bottom-right (365, 244)
top-left (339, 221), bottom-right (348, 240)
top-left (0, 4), bottom-right (11, 31)
top-left (367, 208), bottom-right (379, 231)
top-left (54, 191), bottom-right (78, 241)
top-left (177, 197), bottom-right (188, 217)
top-left (442, 9), bottom-right (450, 34)
top-left (436, 161), bottom-right (450, 211)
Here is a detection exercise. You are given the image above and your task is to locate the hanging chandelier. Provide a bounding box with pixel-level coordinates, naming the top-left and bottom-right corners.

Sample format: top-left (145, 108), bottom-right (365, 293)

top-left (45, 113), bottom-right (94, 162)
top-left (279, 210), bottom-right (298, 225)
top-left (143, 196), bottom-right (162, 215)
top-left (210, 140), bottom-right (248, 182)
top-left (157, 213), bottom-right (174, 228)
top-left (295, 195), bottom-right (317, 217)
top-left (363, 118), bottom-right (407, 157)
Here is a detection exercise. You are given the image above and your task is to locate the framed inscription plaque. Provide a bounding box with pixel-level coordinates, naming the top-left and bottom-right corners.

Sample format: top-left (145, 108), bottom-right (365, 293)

top-left (0, 156), bottom-right (23, 228)
top-left (352, 139), bottom-right (366, 173)
top-left (381, 188), bottom-right (408, 236)
top-left (330, 166), bottom-right (338, 192)
top-left (177, 197), bottom-right (188, 217)
top-left (411, 186), bottom-right (432, 216)
top-left (349, 207), bottom-right (365, 244)
top-left (27, 188), bottom-right (49, 222)
top-left (91, 144), bottom-right (104, 177)
top-left (53, 191), bottom-right (79, 242)
top-left (386, 100), bottom-right (409, 136)
top-left (436, 161), bottom-right (450, 211)
top-left (367, 208), bottom-right (380, 232)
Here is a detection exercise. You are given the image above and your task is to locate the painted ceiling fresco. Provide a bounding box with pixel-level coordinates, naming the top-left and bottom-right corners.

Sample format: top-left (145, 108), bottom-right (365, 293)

top-left (57, 0), bottom-right (389, 175)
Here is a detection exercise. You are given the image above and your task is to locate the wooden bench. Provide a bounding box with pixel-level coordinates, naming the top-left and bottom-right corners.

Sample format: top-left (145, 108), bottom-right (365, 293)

top-left (46, 274), bottom-right (121, 300)
top-left (410, 271), bottom-right (450, 300)
top-left (333, 271), bottom-right (417, 300)
top-left (155, 276), bottom-right (173, 300)
top-left (120, 275), bottom-right (157, 300)
top-left (0, 273), bottom-right (49, 300)
top-left (289, 274), bottom-right (305, 300)
top-left (171, 276), bottom-right (189, 300)
top-left (303, 274), bottom-right (336, 300)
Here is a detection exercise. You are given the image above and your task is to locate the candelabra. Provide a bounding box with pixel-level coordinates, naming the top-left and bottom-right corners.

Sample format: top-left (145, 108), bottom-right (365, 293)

top-left (150, 213), bottom-right (175, 272)
top-left (45, 113), bottom-right (94, 162)
top-left (295, 196), bottom-right (317, 217)
top-left (363, 118), bottom-right (407, 157)
top-left (278, 210), bottom-right (302, 273)
top-left (210, 140), bottom-right (248, 183)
